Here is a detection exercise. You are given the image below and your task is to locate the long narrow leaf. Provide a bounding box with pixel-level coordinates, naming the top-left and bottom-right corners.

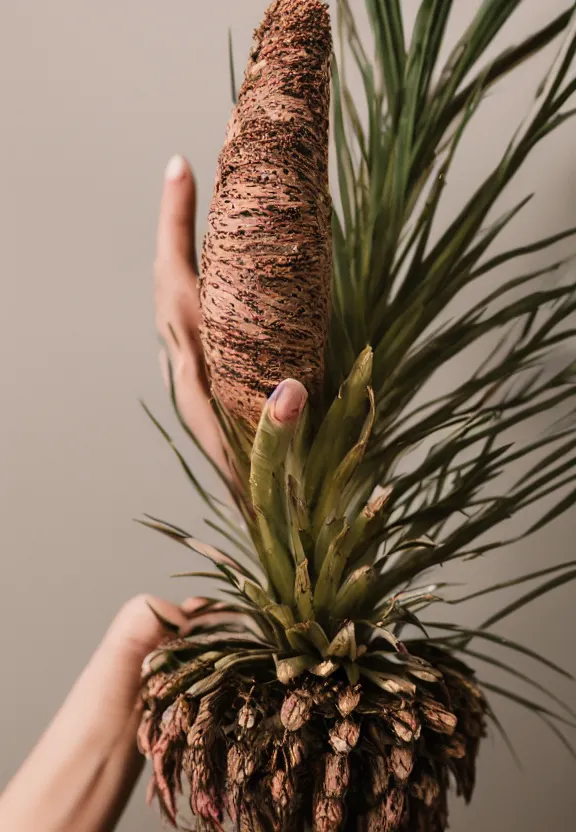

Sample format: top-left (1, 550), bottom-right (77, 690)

top-left (413, 623), bottom-right (574, 679)
top-left (481, 570), bottom-right (576, 630)
top-left (481, 680), bottom-right (576, 729)
top-left (460, 646), bottom-right (576, 718)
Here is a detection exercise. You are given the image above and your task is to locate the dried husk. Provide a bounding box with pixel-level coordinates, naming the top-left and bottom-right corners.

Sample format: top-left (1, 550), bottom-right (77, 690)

top-left (140, 646), bottom-right (487, 831)
top-left (200, 0), bottom-right (333, 429)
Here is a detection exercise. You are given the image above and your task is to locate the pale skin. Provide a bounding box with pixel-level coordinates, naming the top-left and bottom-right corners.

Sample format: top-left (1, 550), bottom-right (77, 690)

top-left (0, 156), bottom-right (306, 831)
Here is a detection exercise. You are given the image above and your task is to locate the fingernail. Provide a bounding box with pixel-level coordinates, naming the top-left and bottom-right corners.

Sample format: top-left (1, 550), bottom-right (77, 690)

top-left (165, 154), bottom-right (187, 181)
top-left (269, 379), bottom-right (308, 424)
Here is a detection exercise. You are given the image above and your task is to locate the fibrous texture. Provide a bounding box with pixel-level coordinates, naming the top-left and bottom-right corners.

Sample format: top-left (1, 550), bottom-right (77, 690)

top-left (140, 640), bottom-right (486, 831)
top-left (200, 0), bottom-right (333, 429)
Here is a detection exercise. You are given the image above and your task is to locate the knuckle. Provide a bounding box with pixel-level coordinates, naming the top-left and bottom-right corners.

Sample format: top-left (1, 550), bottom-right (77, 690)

top-left (115, 594), bottom-right (154, 630)
top-left (123, 593), bottom-right (154, 613)
top-left (108, 595), bottom-right (165, 656)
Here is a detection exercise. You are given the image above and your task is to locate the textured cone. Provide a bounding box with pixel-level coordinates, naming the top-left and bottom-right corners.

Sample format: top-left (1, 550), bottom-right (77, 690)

top-left (200, 0), bottom-right (333, 428)
top-left (140, 646), bottom-right (487, 832)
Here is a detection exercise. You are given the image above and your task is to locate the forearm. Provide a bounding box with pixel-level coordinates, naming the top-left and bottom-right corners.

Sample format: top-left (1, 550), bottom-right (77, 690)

top-left (0, 714), bottom-right (142, 832)
top-left (0, 596), bottom-right (188, 832)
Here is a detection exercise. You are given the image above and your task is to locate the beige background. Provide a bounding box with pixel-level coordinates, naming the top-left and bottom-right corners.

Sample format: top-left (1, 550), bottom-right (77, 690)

top-left (1, 1), bottom-right (575, 830)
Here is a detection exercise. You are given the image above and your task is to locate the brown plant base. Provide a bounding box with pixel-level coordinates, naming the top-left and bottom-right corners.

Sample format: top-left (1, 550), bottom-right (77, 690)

top-left (139, 647), bottom-right (487, 832)
top-left (200, 0), bottom-right (333, 429)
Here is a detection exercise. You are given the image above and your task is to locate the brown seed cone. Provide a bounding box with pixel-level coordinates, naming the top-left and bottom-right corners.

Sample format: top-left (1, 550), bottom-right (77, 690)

top-left (140, 650), bottom-right (487, 832)
top-left (182, 685), bottom-right (233, 826)
top-left (314, 751), bottom-right (350, 831)
top-left (200, 0), bottom-right (333, 429)
top-left (362, 788), bottom-right (405, 832)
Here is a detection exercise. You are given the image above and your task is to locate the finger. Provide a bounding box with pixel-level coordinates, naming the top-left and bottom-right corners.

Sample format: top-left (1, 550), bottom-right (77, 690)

top-left (156, 154), bottom-right (198, 273)
top-left (153, 158), bottom-right (234, 481)
top-left (76, 595), bottom-right (189, 720)
top-left (155, 154), bottom-right (202, 344)
top-left (165, 340), bottom-right (232, 476)
top-left (268, 378), bottom-right (309, 425)
top-left (27, 595), bottom-right (190, 753)
top-left (36, 595), bottom-right (202, 746)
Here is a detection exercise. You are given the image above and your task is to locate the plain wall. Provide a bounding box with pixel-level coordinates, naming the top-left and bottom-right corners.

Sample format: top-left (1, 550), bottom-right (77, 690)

top-left (1, 1), bottom-right (575, 830)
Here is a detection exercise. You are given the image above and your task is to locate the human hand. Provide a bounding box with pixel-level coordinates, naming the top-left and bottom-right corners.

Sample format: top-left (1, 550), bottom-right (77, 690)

top-left (154, 154), bottom-right (232, 480)
top-left (0, 595), bottom-right (212, 832)
top-left (0, 158), bottom-right (310, 832)
top-left (0, 157), bottom-right (249, 832)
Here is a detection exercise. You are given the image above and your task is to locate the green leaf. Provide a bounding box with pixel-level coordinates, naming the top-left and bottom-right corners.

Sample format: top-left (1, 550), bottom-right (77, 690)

top-left (538, 714), bottom-right (576, 759)
top-left (459, 646), bottom-right (576, 719)
top-left (447, 9), bottom-right (574, 131)
top-left (481, 570), bottom-right (576, 630)
top-left (158, 342), bottom-right (247, 513)
top-left (343, 660), bottom-right (361, 686)
top-left (138, 517), bottom-right (261, 584)
top-left (276, 654), bottom-right (316, 684)
top-left (389, 537), bottom-right (437, 554)
top-left (407, 0), bottom-right (453, 117)
top-left (359, 666), bottom-right (416, 696)
top-left (140, 401), bottom-right (228, 525)
top-left (469, 226), bottom-right (576, 279)
top-left (314, 515), bottom-right (349, 578)
top-left (327, 621), bottom-right (358, 661)
top-left (249, 393), bottom-right (303, 604)
top-left (286, 620), bottom-right (331, 656)
top-left (203, 518), bottom-right (259, 565)
top-left (314, 523), bottom-right (352, 618)
top-left (294, 560), bottom-right (314, 622)
top-left (416, 623), bottom-right (574, 679)
top-left (171, 571), bottom-right (233, 582)
top-left (450, 560), bottom-right (576, 605)
top-left (306, 347), bottom-right (374, 511)
top-left (264, 604), bottom-right (296, 630)
top-left (313, 386), bottom-right (376, 533)
top-left (145, 601), bottom-right (181, 634)
top-left (345, 488), bottom-right (394, 569)
top-left (242, 581), bottom-right (273, 609)
top-left (228, 29), bottom-right (237, 105)
top-left (485, 706), bottom-right (522, 768)
top-left (481, 680), bottom-right (576, 730)
top-left (333, 566), bottom-right (375, 619)
top-left (214, 650), bottom-right (275, 672)
top-left (365, 0), bottom-right (406, 122)
top-left (331, 57), bottom-right (356, 245)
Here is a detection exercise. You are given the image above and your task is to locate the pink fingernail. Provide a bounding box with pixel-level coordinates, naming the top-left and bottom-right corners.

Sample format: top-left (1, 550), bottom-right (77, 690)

top-left (269, 379), bottom-right (308, 424)
top-left (165, 154), bottom-right (187, 181)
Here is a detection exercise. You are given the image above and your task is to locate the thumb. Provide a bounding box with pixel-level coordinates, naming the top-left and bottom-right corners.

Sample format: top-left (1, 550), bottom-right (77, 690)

top-left (267, 378), bottom-right (309, 426)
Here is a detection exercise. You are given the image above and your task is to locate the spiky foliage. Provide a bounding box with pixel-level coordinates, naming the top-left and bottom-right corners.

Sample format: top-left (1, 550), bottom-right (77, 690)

top-left (139, 1), bottom-right (576, 830)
